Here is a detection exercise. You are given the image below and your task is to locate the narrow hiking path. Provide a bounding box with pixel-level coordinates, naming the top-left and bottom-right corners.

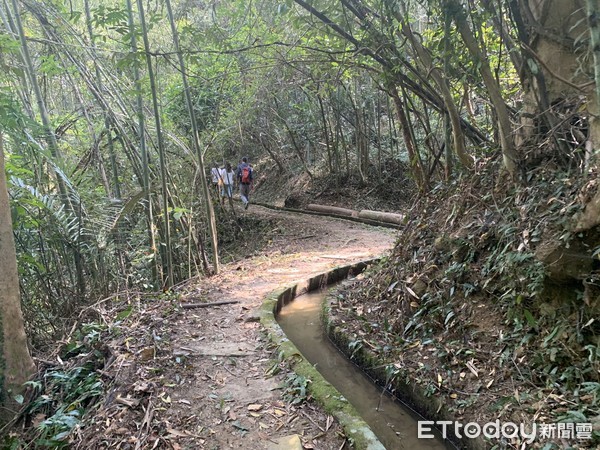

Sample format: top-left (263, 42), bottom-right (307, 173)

top-left (76, 204), bottom-right (397, 450)
top-left (153, 205), bottom-right (395, 449)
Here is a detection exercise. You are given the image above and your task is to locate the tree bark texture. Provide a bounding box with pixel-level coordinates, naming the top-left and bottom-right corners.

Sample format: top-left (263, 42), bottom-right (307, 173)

top-left (587, 0), bottom-right (600, 119)
top-left (515, 0), bottom-right (595, 147)
top-left (0, 134), bottom-right (35, 418)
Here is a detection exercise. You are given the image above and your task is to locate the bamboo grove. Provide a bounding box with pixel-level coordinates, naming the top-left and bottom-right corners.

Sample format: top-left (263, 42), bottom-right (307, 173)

top-left (0, 0), bottom-right (597, 351)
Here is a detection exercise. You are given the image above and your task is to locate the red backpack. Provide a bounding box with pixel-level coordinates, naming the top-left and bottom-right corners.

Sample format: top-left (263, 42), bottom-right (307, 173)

top-left (241, 166), bottom-right (251, 184)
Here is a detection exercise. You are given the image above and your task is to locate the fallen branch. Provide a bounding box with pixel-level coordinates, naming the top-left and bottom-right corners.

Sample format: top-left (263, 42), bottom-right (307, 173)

top-left (301, 410), bottom-right (325, 432)
top-left (358, 209), bottom-right (405, 225)
top-left (180, 300), bottom-right (240, 309)
top-left (307, 203), bottom-right (357, 217)
top-left (197, 352), bottom-right (254, 357)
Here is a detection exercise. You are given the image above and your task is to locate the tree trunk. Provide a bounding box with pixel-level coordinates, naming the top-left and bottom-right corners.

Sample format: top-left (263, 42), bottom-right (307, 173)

top-left (316, 93), bottom-right (333, 174)
top-left (389, 84), bottom-right (426, 190)
top-left (0, 134), bottom-right (35, 421)
top-left (513, 1), bottom-right (594, 154)
top-left (443, 13), bottom-right (453, 179)
top-left (357, 209), bottom-right (405, 225)
top-left (307, 204), bottom-right (356, 217)
top-left (448, 0), bottom-right (520, 180)
top-left (399, 16), bottom-right (472, 169)
top-left (587, 0), bottom-right (600, 115)
top-left (574, 0), bottom-right (600, 231)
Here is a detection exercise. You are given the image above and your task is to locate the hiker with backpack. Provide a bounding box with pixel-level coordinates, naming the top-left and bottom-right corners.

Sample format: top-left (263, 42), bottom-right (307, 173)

top-left (236, 156), bottom-right (253, 209)
top-left (219, 162), bottom-right (234, 205)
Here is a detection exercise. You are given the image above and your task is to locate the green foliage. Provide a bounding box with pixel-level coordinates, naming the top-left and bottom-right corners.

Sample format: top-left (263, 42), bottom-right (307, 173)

top-left (11, 177), bottom-right (82, 244)
top-left (36, 409), bottom-right (81, 447)
top-left (0, 88), bottom-right (36, 131)
top-left (21, 321), bottom-right (106, 448)
top-left (165, 81), bottom-right (224, 136)
top-left (38, 55), bottom-right (65, 76)
top-left (90, 4), bottom-right (130, 37)
top-left (265, 349), bottom-right (286, 376)
top-left (282, 372), bottom-right (310, 405)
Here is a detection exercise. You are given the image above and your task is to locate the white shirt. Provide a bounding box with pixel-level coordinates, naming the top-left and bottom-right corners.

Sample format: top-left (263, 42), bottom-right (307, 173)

top-left (211, 167), bottom-right (220, 183)
top-left (219, 168), bottom-right (234, 185)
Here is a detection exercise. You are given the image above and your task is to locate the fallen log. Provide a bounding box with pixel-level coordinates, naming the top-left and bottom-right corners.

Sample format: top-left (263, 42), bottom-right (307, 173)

top-left (358, 209), bottom-right (405, 225)
top-left (181, 300), bottom-right (239, 309)
top-left (306, 204), bottom-right (357, 217)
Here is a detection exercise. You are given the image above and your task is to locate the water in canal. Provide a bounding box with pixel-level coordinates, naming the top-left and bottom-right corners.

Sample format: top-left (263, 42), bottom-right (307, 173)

top-left (277, 289), bottom-right (452, 450)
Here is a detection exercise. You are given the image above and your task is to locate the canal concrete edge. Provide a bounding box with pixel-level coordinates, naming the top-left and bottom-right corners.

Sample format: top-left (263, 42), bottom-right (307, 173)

top-left (260, 259), bottom-right (386, 450)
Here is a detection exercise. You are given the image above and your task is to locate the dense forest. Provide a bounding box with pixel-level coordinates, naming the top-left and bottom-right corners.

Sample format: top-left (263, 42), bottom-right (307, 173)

top-left (1, 0), bottom-right (600, 448)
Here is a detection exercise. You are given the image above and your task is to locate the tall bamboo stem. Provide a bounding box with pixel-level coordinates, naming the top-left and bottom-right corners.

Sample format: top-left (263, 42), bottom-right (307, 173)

top-left (165, 0), bottom-right (219, 274)
top-left (136, 0), bottom-right (174, 287)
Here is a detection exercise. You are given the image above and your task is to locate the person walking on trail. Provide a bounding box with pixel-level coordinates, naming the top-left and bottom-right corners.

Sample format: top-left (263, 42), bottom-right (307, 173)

top-left (236, 156), bottom-right (253, 209)
top-left (210, 163), bottom-right (220, 194)
top-left (219, 162), bottom-right (234, 205)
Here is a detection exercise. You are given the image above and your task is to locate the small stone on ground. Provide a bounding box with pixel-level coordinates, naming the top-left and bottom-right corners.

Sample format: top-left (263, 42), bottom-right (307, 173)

top-left (267, 434), bottom-right (303, 450)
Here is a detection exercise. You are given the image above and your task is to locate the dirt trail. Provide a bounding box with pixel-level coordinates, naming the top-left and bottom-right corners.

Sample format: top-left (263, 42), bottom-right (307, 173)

top-left (164, 205), bottom-right (396, 449)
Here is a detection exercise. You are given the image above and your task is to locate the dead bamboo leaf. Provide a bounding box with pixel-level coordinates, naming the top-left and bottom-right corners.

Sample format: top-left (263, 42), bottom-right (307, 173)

top-left (138, 347), bottom-right (155, 361)
top-left (133, 381), bottom-right (151, 393)
top-left (116, 395), bottom-right (140, 408)
top-left (466, 360), bottom-right (479, 378)
top-left (247, 403), bottom-right (263, 411)
top-left (32, 413), bottom-right (46, 428)
top-left (405, 285), bottom-right (420, 299)
top-left (325, 415), bottom-right (333, 431)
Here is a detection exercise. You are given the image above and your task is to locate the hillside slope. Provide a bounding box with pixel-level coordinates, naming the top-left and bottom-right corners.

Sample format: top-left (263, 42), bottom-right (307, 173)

top-left (326, 160), bottom-right (600, 448)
